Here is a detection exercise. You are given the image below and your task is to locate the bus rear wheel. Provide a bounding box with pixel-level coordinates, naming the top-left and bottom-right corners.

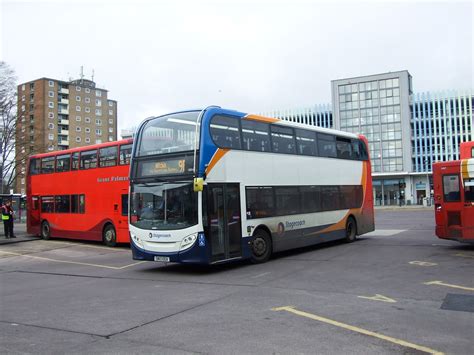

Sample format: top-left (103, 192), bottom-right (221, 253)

top-left (103, 224), bottom-right (117, 247)
top-left (41, 221), bottom-right (51, 240)
top-left (251, 229), bottom-right (272, 263)
top-left (344, 217), bottom-right (357, 243)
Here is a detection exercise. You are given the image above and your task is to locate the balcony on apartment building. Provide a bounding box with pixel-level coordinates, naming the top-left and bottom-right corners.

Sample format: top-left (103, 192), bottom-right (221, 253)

top-left (59, 87), bottom-right (69, 94)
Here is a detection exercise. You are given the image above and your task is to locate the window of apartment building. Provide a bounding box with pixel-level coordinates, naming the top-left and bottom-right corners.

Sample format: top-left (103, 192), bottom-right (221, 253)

top-left (21, 126), bottom-right (25, 133)
top-left (76, 86), bottom-right (81, 91)
top-left (108, 127), bottom-right (113, 133)
top-left (108, 109), bottom-right (113, 115)
top-left (48, 123), bottom-right (54, 130)
top-left (108, 136), bottom-right (114, 142)
top-left (48, 133), bottom-right (54, 140)
top-left (21, 105), bottom-right (25, 112)
top-left (76, 137), bottom-right (81, 143)
top-left (21, 115), bottom-right (25, 122)
top-left (85, 138), bottom-right (90, 143)
top-left (95, 109), bottom-right (102, 116)
top-left (96, 129), bottom-right (102, 135)
top-left (108, 101), bottom-right (113, 107)
top-left (21, 178), bottom-right (25, 185)
top-left (48, 80), bottom-right (54, 87)
top-left (85, 117), bottom-right (91, 123)
top-left (29, 114), bottom-right (34, 122)
top-left (76, 127), bottom-right (81, 132)
top-left (48, 91), bottom-right (54, 97)
top-left (48, 102), bottom-right (54, 108)
top-left (85, 127), bottom-right (91, 133)
top-left (76, 95), bottom-right (81, 101)
top-left (96, 119), bottom-right (102, 125)
top-left (96, 139), bottom-right (102, 144)
top-left (48, 145), bottom-right (54, 151)
top-left (29, 93), bottom-right (34, 101)
top-left (21, 95), bottom-right (25, 101)
top-left (48, 112), bottom-right (54, 119)
top-left (95, 99), bottom-right (102, 106)
top-left (76, 116), bottom-right (81, 122)
top-left (85, 97), bottom-right (90, 103)
top-left (22, 84), bottom-right (26, 91)
top-left (95, 90), bottom-right (102, 97)
top-left (85, 107), bottom-right (90, 113)
top-left (29, 83), bottom-right (34, 90)
top-left (85, 88), bottom-right (90, 93)
top-left (76, 106), bottom-right (81, 112)
top-left (108, 119), bottom-right (114, 124)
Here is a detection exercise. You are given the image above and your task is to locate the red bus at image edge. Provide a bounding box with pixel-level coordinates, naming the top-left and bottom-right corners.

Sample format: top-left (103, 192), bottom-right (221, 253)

top-left (433, 141), bottom-right (474, 244)
top-left (26, 139), bottom-right (132, 246)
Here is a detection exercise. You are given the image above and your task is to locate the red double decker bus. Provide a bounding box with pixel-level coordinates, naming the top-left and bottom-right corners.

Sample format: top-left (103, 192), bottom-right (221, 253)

top-left (433, 141), bottom-right (474, 243)
top-left (27, 139), bottom-right (132, 246)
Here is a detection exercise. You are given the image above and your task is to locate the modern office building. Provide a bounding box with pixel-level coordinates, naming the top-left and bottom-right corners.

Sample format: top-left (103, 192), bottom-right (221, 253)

top-left (262, 71), bottom-right (473, 206)
top-left (15, 77), bottom-right (118, 195)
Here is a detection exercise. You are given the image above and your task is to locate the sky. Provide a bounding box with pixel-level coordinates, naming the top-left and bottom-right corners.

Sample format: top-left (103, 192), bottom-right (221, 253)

top-left (1, 0), bottom-right (473, 135)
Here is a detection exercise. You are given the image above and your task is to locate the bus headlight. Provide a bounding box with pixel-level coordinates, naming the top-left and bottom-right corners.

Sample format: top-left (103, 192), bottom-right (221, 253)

top-left (131, 233), bottom-right (144, 247)
top-left (180, 233), bottom-right (197, 250)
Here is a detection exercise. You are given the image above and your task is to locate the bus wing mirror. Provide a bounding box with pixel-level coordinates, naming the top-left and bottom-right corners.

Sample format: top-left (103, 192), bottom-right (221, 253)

top-left (193, 178), bottom-right (204, 192)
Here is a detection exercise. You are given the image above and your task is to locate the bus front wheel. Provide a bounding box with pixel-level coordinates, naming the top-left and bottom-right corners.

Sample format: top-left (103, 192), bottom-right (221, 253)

top-left (41, 221), bottom-right (51, 240)
top-left (103, 224), bottom-right (117, 247)
top-left (251, 229), bottom-right (272, 263)
top-left (344, 216), bottom-right (357, 243)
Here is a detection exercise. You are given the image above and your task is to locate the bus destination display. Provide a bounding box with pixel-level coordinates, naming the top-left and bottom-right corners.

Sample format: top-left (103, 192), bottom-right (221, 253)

top-left (140, 158), bottom-right (186, 176)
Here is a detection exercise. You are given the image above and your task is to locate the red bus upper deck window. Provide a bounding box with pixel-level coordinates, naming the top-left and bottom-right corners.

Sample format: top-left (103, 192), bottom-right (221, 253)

top-left (56, 154), bottom-right (71, 172)
top-left (120, 144), bottom-right (132, 165)
top-left (80, 150), bottom-right (98, 169)
top-left (99, 146), bottom-right (117, 167)
top-left (41, 157), bottom-right (55, 174)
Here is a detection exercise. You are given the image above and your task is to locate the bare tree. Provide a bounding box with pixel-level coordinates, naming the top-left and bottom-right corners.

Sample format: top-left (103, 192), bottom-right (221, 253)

top-left (0, 62), bottom-right (18, 194)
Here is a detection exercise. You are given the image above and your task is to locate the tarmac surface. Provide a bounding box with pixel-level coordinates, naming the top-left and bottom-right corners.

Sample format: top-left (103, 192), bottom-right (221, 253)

top-left (0, 209), bottom-right (473, 354)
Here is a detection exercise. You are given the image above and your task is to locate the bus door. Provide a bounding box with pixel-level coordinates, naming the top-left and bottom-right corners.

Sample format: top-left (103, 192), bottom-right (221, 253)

top-left (29, 196), bottom-right (41, 233)
top-left (115, 192), bottom-right (129, 237)
top-left (441, 173), bottom-right (464, 239)
top-left (206, 184), bottom-right (242, 262)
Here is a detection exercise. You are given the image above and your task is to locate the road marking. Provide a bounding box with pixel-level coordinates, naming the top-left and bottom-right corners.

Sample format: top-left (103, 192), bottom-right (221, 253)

top-left (424, 281), bottom-right (474, 292)
top-left (272, 306), bottom-right (444, 355)
top-left (454, 253), bottom-right (474, 259)
top-left (409, 261), bottom-right (438, 266)
top-left (357, 294), bottom-right (397, 303)
top-left (0, 250), bottom-right (145, 270)
top-left (364, 229), bottom-right (406, 237)
top-left (251, 272), bottom-right (271, 279)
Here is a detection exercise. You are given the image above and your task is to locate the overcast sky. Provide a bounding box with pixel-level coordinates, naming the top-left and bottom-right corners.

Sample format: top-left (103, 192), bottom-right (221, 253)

top-left (1, 0), bottom-right (473, 134)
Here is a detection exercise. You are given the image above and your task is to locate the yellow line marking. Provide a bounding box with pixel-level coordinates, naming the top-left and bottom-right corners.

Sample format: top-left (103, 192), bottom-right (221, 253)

top-left (454, 253), bottom-right (474, 259)
top-left (409, 261), bottom-right (438, 266)
top-left (272, 306), bottom-right (444, 355)
top-left (357, 294), bottom-right (397, 303)
top-left (0, 250), bottom-right (145, 270)
top-left (424, 281), bottom-right (474, 291)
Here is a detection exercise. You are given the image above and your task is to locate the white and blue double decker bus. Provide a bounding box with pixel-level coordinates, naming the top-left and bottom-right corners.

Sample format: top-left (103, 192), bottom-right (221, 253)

top-left (129, 107), bottom-right (374, 264)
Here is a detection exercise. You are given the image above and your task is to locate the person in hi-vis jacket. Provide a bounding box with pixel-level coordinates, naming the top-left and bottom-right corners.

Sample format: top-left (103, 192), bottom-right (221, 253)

top-left (1, 200), bottom-right (15, 239)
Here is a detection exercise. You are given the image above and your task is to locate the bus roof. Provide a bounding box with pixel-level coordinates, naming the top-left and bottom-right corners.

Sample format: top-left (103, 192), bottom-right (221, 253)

top-left (29, 138), bottom-right (133, 160)
top-left (144, 107), bottom-right (361, 141)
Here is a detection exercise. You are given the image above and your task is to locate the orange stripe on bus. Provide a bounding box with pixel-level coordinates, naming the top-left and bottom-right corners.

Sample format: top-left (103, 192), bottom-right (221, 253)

top-left (244, 114), bottom-right (280, 123)
top-left (205, 148), bottom-right (230, 175)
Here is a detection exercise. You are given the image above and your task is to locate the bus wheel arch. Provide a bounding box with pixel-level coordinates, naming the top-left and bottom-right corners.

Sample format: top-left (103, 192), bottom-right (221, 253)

top-left (102, 223), bottom-right (117, 247)
top-left (41, 220), bottom-right (51, 240)
top-left (250, 226), bottom-right (273, 264)
top-left (344, 215), bottom-right (358, 243)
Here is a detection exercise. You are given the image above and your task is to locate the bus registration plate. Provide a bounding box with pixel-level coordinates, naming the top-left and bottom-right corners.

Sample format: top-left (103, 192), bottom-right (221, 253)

top-left (154, 256), bottom-right (170, 262)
